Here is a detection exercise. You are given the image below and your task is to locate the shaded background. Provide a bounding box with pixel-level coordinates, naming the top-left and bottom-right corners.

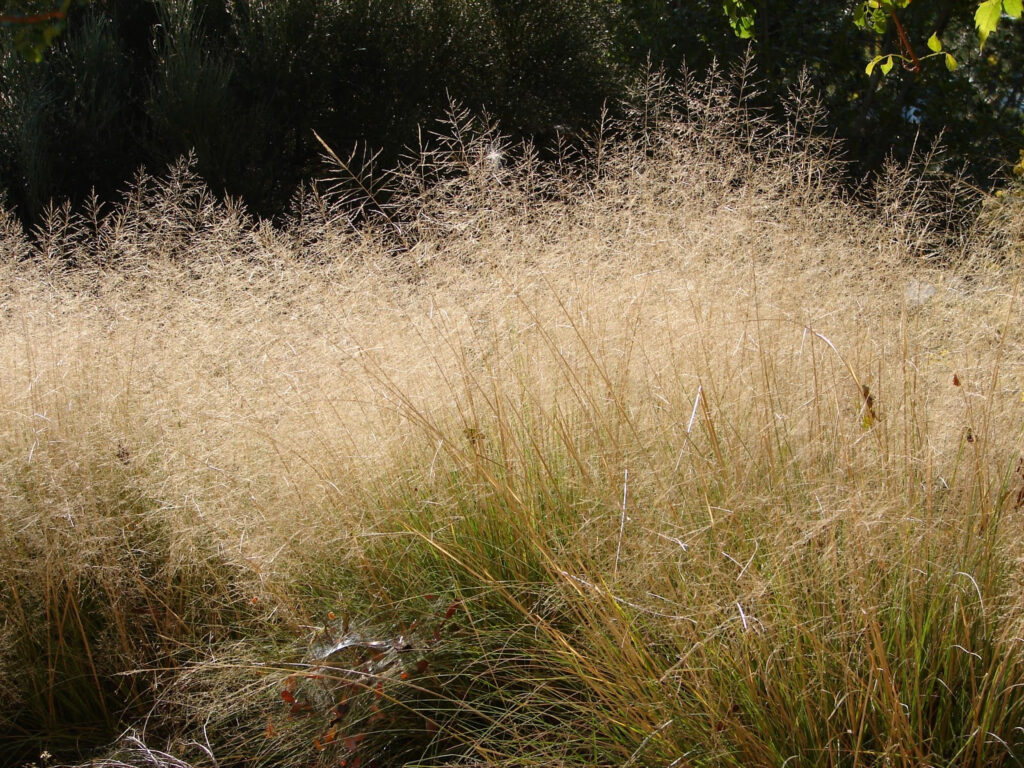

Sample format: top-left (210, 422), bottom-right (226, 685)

top-left (1, 0), bottom-right (1021, 224)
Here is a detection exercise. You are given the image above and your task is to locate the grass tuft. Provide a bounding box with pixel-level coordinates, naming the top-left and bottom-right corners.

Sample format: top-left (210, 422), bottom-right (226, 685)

top-left (2, 69), bottom-right (1023, 767)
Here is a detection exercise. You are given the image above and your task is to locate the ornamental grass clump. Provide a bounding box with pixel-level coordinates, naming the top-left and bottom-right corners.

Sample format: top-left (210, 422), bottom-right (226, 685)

top-left (1, 65), bottom-right (1023, 768)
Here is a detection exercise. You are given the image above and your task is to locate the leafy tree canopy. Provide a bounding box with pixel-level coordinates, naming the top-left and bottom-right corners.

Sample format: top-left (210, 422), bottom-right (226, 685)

top-left (5, 0), bottom-right (1021, 70)
top-left (1, 0), bottom-right (1021, 226)
top-left (723, 0), bottom-right (1021, 66)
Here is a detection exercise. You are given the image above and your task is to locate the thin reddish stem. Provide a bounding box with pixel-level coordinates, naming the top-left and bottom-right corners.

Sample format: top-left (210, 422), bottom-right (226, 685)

top-left (890, 8), bottom-right (921, 72)
top-left (0, 10), bottom-right (65, 24)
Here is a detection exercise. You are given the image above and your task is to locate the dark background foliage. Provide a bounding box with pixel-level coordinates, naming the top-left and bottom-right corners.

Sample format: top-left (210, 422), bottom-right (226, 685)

top-left (0, 0), bottom-right (1021, 224)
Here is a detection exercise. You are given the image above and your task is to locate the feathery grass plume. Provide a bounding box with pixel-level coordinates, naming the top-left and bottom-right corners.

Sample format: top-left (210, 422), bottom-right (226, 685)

top-left (1, 65), bottom-right (1023, 768)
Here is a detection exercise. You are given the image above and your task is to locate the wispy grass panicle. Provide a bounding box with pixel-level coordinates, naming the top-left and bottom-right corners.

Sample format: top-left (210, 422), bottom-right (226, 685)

top-left (1, 66), bottom-right (1023, 768)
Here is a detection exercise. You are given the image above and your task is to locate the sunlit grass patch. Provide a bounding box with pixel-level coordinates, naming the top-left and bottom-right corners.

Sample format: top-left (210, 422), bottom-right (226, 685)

top-left (1, 68), bottom-right (1023, 768)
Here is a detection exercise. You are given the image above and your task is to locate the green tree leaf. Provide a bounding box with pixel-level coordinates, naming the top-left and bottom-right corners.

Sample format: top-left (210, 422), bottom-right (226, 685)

top-left (1004, 0), bottom-right (1023, 19)
top-left (976, 0), bottom-right (1003, 48)
top-left (871, 7), bottom-right (888, 34)
top-left (722, 0), bottom-right (756, 39)
top-left (927, 33), bottom-right (942, 52)
top-left (880, 54), bottom-right (894, 74)
top-left (853, 3), bottom-right (867, 28)
top-left (945, 52), bottom-right (958, 71)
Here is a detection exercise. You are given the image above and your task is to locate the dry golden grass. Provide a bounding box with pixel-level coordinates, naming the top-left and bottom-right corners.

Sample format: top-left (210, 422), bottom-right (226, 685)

top-left (2, 73), bottom-right (1023, 767)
